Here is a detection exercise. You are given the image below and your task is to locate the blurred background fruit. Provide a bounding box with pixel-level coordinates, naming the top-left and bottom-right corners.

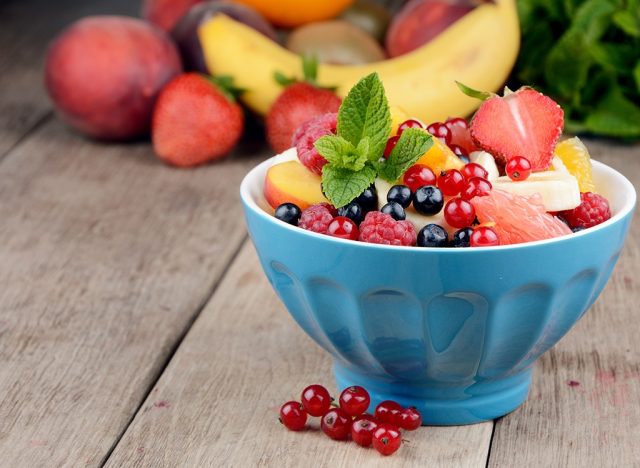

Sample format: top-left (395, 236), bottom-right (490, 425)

top-left (172, 0), bottom-right (277, 73)
top-left (45, 16), bottom-right (182, 141)
top-left (338, 0), bottom-right (392, 42)
top-left (142, 0), bottom-right (203, 32)
top-left (232, 0), bottom-right (355, 27)
top-left (286, 20), bottom-right (386, 65)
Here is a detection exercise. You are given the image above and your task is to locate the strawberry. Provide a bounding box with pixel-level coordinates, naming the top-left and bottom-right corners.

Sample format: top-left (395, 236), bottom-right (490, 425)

top-left (266, 57), bottom-right (341, 154)
top-left (152, 73), bottom-right (244, 167)
top-left (463, 85), bottom-right (563, 171)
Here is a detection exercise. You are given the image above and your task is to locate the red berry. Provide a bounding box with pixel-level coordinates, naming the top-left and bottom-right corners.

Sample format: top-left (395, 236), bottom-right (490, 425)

top-left (293, 113), bottom-right (338, 175)
top-left (339, 385), bottom-right (370, 416)
top-left (384, 135), bottom-right (400, 158)
top-left (327, 216), bottom-right (359, 240)
top-left (449, 144), bottom-right (469, 161)
top-left (279, 401), bottom-right (307, 431)
top-left (320, 407), bottom-right (351, 440)
top-left (470, 226), bottom-right (500, 247)
top-left (397, 119), bottom-right (424, 135)
top-left (445, 117), bottom-right (468, 129)
top-left (398, 407), bottom-right (422, 431)
top-left (462, 163), bottom-right (488, 180)
top-left (444, 198), bottom-right (476, 228)
top-left (403, 164), bottom-right (436, 192)
top-left (301, 384), bottom-right (332, 417)
top-left (461, 177), bottom-right (492, 200)
top-left (359, 211), bottom-right (417, 246)
top-left (298, 204), bottom-right (335, 234)
top-left (437, 169), bottom-right (466, 196)
top-left (351, 414), bottom-right (379, 447)
top-left (557, 192), bottom-right (611, 229)
top-left (427, 122), bottom-right (452, 145)
top-left (372, 423), bottom-right (402, 456)
top-left (374, 400), bottom-right (403, 425)
top-left (505, 156), bottom-right (532, 181)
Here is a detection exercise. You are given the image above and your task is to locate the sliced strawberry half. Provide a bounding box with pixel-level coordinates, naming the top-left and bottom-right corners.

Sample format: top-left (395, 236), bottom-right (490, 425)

top-left (469, 87), bottom-right (564, 171)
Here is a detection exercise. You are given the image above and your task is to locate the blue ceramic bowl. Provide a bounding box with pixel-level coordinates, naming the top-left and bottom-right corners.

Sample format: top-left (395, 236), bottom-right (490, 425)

top-left (241, 157), bottom-right (635, 425)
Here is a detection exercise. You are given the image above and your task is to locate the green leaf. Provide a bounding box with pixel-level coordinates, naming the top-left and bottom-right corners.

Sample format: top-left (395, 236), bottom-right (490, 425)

top-left (322, 164), bottom-right (377, 208)
top-left (543, 29), bottom-right (592, 102)
top-left (378, 129), bottom-right (433, 183)
top-left (634, 61), bottom-right (640, 91)
top-left (455, 81), bottom-right (494, 101)
top-left (208, 75), bottom-right (245, 101)
top-left (612, 10), bottom-right (640, 37)
top-left (274, 71), bottom-right (296, 87)
top-left (336, 73), bottom-right (391, 163)
top-left (572, 0), bottom-right (616, 41)
top-left (314, 135), bottom-right (369, 171)
top-left (589, 42), bottom-right (637, 72)
top-left (584, 86), bottom-right (640, 138)
top-left (302, 55), bottom-right (319, 83)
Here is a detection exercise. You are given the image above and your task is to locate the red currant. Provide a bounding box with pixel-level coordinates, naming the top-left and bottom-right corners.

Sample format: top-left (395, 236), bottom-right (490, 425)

top-left (402, 164), bottom-right (436, 192)
top-left (351, 414), bottom-right (379, 447)
top-left (505, 156), bottom-right (532, 181)
top-left (437, 169), bottom-right (466, 196)
top-left (320, 407), bottom-right (351, 440)
top-left (444, 198), bottom-right (476, 228)
top-left (372, 423), bottom-right (402, 456)
top-left (449, 144), bottom-right (470, 162)
top-left (374, 400), bottom-right (403, 425)
top-left (470, 226), bottom-right (500, 247)
top-left (426, 122), bottom-right (452, 145)
top-left (279, 401), bottom-right (307, 431)
top-left (462, 163), bottom-right (488, 180)
top-left (398, 407), bottom-right (422, 431)
top-left (301, 384), bottom-right (332, 417)
top-left (383, 135), bottom-right (400, 158)
top-left (327, 216), bottom-right (359, 240)
top-left (445, 117), bottom-right (468, 129)
top-left (397, 119), bottom-right (424, 135)
top-left (461, 177), bottom-right (492, 200)
top-left (339, 385), bottom-right (370, 416)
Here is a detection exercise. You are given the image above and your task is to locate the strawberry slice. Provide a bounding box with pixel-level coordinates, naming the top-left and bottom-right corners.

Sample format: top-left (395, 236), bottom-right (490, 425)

top-left (469, 87), bottom-right (563, 171)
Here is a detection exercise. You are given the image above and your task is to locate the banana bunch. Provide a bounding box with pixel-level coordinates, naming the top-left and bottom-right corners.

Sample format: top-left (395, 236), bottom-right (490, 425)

top-left (197, 0), bottom-right (520, 123)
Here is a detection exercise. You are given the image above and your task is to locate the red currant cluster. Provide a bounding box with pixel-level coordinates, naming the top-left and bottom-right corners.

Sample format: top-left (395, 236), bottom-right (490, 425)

top-left (279, 384), bottom-right (422, 456)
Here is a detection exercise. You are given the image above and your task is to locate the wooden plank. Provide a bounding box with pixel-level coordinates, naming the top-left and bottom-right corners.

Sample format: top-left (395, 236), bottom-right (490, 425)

top-left (105, 243), bottom-right (493, 467)
top-left (0, 0), bottom-right (138, 156)
top-left (0, 119), bottom-right (263, 466)
top-left (488, 141), bottom-right (640, 467)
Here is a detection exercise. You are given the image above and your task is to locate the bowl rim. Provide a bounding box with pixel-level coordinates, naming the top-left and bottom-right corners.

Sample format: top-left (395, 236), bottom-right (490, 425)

top-left (240, 154), bottom-right (636, 253)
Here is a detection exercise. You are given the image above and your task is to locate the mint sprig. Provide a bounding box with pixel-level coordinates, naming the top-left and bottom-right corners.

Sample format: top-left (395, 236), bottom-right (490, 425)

top-left (321, 165), bottom-right (377, 209)
top-left (378, 128), bottom-right (433, 182)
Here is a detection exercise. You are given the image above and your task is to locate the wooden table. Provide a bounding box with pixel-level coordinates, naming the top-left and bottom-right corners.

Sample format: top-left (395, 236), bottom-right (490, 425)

top-left (1, 0), bottom-right (639, 466)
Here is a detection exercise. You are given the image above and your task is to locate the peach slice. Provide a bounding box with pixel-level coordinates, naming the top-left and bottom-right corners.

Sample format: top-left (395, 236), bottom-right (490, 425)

top-left (264, 160), bottom-right (329, 210)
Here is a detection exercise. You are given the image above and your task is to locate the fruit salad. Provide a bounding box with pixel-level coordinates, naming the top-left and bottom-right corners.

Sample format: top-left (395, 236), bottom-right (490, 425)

top-left (262, 73), bottom-right (612, 247)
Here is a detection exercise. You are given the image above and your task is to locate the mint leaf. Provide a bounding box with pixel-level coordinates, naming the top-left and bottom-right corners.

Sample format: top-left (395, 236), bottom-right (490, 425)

top-left (612, 10), bottom-right (639, 37)
top-left (337, 73), bottom-right (391, 162)
top-left (322, 164), bottom-right (377, 208)
top-left (314, 135), bottom-right (368, 171)
top-left (378, 129), bottom-right (433, 183)
top-left (584, 86), bottom-right (640, 138)
top-left (634, 61), bottom-right (640, 91)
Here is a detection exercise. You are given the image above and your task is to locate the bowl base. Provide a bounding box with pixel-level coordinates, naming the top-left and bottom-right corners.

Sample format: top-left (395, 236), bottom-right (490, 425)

top-left (334, 364), bottom-right (532, 425)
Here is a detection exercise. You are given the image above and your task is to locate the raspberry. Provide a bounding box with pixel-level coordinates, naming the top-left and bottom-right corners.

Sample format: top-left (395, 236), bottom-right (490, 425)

top-left (298, 203), bottom-right (335, 234)
top-left (558, 192), bottom-right (611, 229)
top-left (359, 211), bottom-right (417, 246)
top-left (292, 113), bottom-right (338, 175)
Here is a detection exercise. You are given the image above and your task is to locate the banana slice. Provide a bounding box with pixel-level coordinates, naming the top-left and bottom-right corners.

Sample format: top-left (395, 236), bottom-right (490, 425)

top-left (470, 151), bottom-right (500, 181)
top-left (551, 156), bottom-right (569, 173)
top-left (491, 171), bottom-right (581, 211)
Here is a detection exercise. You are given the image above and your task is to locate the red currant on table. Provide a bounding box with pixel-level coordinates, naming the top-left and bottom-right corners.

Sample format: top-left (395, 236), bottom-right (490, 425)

top-left (351, 414), bottom-right (379, 447)
top-left (383, 135), bottom-right (400, 158)
top-left (374, 400), bottom-right (403, 425)
top-left (320, 407), bottom-right (351, 440)
top-left (461, 177), bottom-right (492, 200)
top-left (279, 401), bottom-right (307, 431)
top-left (426, 122), bottom-right (452, 145)
top-left (372, 423), bottom-right (402, 456)
top-left (462, 162), bottom-right (489, 180)
top-left (301, 384), bottom-right (332, 417)
top-left (398, 407), bottom-right (422, 431)
top-left (444, 197), bottom-right (476, 228)
top-left (403, 164), bottom-right (436, 192)
top-left (339, 385), bottom-right (370, 417)
top-left (437, 169), bottom-right (466, 196)
top-left (397, 119), bottom-right (424, 134)
top-left (470, 226), bottom-right (500, 247)
top-left (327, 216), bottom-right (359, 240)
top-left (505, 156), bottom-right (532, 181)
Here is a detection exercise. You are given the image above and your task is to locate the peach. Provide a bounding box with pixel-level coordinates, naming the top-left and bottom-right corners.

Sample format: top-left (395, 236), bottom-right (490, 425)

top-left (264, 160), bottom-right (329, 210)
top-left (44, 16), bottom-right (182, 141)
top-left (142, 0), bottom-right (204, 32)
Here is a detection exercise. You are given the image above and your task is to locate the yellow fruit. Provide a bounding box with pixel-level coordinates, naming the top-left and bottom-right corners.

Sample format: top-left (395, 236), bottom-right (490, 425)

top-left (232, 0), bottom-right (355, 27)
top-left (264, 160), bottom-right (329, 210)
top-left (416, 136), bottom-right (464, 175)
top-left (198, 0), bottom-right (520, 122)
top-left (554, 137), bottom-right (596, 193)
top-left (390, 106), bottom-right (408, 135)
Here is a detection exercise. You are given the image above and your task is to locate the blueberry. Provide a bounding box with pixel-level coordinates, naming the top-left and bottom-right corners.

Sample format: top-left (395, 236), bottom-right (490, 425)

top-left (387, 185), bottom-right (412, 208)
top-left (355, 184), bottom-right (378, 213)
top-left (381, 201), bottom-right (406, 221)
top-left (452, 227), bottom-right (473, 247)
top-left (337, 202), bottom-right (364, 224)
top-left (417, 224), bottom-right (448, 247)
top-left (572, 226), bottom-right (585, 233)
top-left (413, 185), bottom-right (444, 215)
top-left (274, 203), bottom-right (302, 225)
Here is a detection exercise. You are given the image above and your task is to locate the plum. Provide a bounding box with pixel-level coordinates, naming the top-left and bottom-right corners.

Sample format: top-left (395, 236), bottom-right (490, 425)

top-left (385, 0), bottom-right (473, 58)
top-left (142, 0), bottom-right (204, 32)
top-left (172, 0), bottom-right (277, 73)
top-left (45, 16), bottom-right (182, 141)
